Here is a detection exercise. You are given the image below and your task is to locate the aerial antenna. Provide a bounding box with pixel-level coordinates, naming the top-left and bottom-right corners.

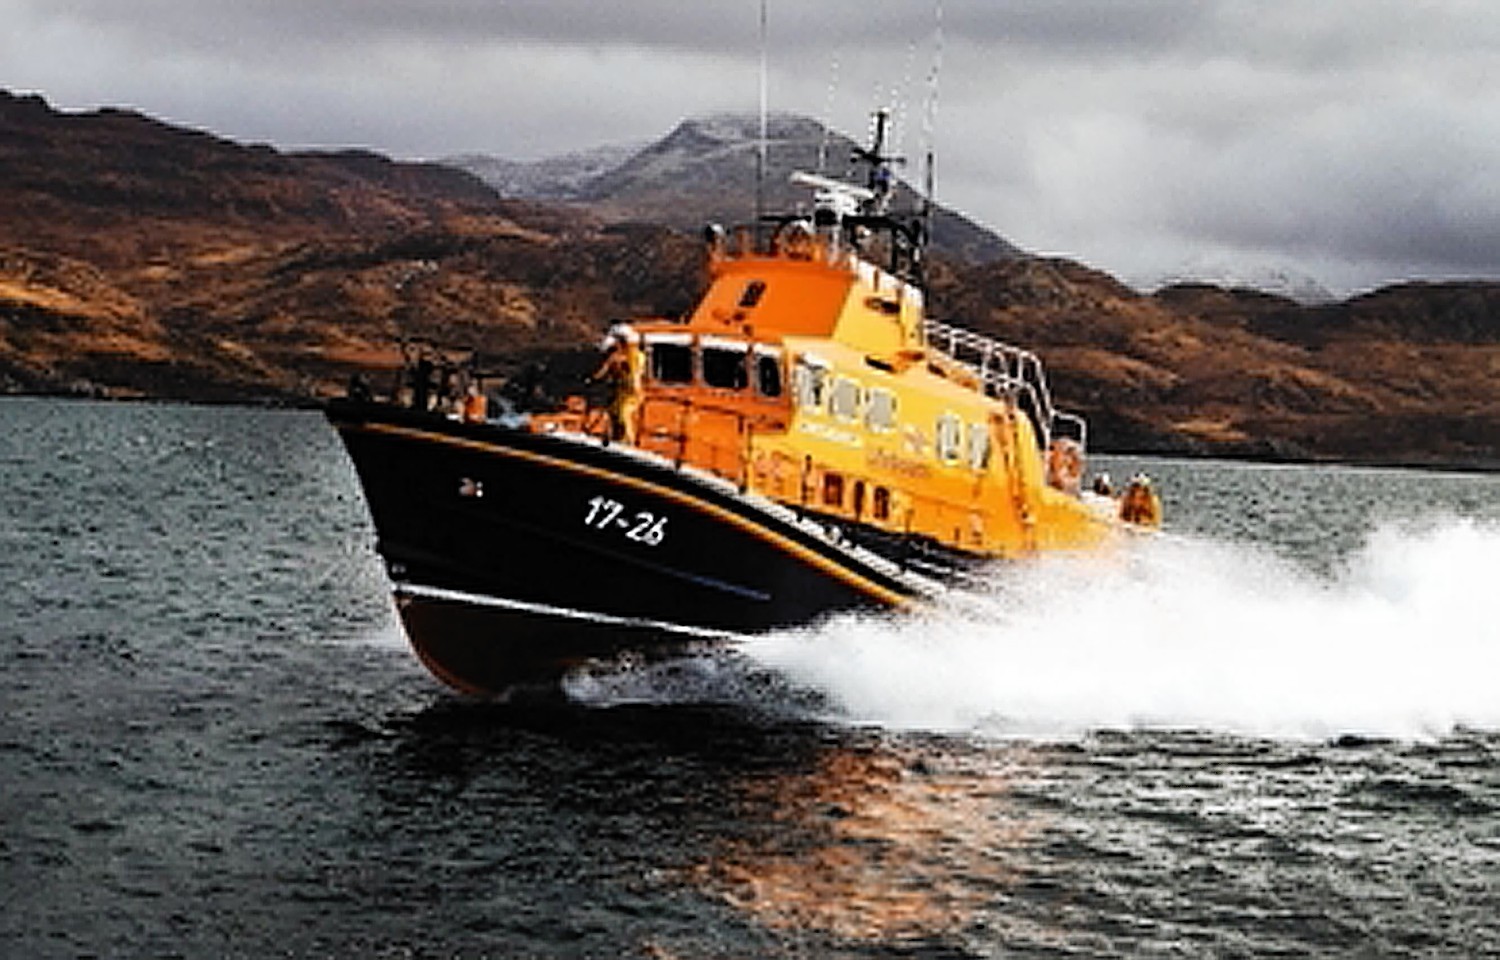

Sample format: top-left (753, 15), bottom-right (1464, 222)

top-left (919, 0), bottom-right (945, 241)
top-left (817, 53), bottom-right (839, 172)
top-left (893, 37), bottom-right (920, 163)
top-left (755, 0), bottom-right (768, 222)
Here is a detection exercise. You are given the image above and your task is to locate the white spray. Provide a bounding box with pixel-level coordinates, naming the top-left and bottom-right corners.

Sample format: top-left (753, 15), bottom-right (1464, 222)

top-left (739, 518), bottom-right (1500, 740)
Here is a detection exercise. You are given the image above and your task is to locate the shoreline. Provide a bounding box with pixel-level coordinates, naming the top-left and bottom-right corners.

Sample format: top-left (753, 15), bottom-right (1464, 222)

top-left (6, 390), bottom-right (1495, 477)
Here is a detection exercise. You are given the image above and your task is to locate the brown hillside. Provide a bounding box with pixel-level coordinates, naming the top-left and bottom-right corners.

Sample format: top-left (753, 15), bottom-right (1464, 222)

top-left (0, 91), bottom-right (1495, 470)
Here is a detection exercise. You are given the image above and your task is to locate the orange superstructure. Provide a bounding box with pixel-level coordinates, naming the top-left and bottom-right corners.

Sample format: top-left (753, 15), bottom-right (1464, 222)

top-left (531, 114), bottom-right (1158, 560)
top-left (544, 229), bottom-right (1130, 561)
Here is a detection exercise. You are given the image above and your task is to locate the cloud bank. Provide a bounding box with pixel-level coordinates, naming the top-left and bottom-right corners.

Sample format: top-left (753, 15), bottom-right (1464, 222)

top-left (5, 0), bottom-right (1498, 294)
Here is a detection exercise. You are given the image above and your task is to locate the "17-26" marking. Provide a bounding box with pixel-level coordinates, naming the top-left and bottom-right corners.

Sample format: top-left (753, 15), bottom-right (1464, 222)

top-left (584, 495), bottom-right (668, 546)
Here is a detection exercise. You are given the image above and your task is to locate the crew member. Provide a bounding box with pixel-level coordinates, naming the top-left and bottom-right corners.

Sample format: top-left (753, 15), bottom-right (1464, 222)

top-left (461, 384), bottom-right (488, 424)
top-left (591, 330), bottom-right (642, 442)
top-left (1118, 474), bottom-right (1162, 527)
top-left (1046, 437), bottom-right (1084, 497)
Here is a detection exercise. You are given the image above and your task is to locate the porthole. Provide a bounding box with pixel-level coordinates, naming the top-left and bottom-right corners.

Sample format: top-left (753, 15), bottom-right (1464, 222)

top-left (822, 472), bottom-right (844, 507)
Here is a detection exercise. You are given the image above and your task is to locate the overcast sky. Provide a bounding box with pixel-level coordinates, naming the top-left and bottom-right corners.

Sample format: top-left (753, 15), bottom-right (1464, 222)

top-left (6, 0), bottom-right (1499, 295)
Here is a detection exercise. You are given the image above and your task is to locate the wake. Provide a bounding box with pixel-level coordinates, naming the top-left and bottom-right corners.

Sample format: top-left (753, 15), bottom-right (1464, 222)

top-left (570, 517), bottom-right (1500, 741)
top-left (744, 517), bottom-right (1500, 740)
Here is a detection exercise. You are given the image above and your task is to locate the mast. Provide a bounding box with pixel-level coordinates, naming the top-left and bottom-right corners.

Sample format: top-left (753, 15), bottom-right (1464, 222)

top-left (850, 107), bottom-right (899, 216)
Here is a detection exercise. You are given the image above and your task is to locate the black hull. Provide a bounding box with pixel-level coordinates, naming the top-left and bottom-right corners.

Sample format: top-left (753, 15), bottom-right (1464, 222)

top-left (327, 401), bottom-right (924, 693)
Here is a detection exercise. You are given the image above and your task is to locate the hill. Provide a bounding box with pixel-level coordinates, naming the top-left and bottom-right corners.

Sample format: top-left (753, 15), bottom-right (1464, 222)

top-left (446, 112), bottom-right (1021, 265)
top-left (933, 263), bottom-right (1499, 467)
top-left (0, 90), bottom-right (1496, 470)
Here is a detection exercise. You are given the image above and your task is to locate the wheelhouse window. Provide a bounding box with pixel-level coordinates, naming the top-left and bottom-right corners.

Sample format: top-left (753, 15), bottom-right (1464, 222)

top-left (865, 388), bottom-right (897, 432)
top-left (935, 413), bottom-right (963, 464)
top-left (755, 351), bottom-right (783, 397)
top-left (701, 341), bottom-right (748, 390)
top-left (792, 356), bottom-right (829, 410)
top-left (829, 377), bottom-right (861, 422)
top-left (647, 337), bottom-right (694, 384)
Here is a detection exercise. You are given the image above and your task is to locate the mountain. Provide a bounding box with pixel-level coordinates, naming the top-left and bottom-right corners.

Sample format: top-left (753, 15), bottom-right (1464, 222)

top-left (0, 90), bottom-right (1496, 469)
top-left (447, 113), bottom-right (1022, 265)
top-left (444, 142), bottom-right (645, 201)
top-left (1142, 260), bottom-right (1337, 306)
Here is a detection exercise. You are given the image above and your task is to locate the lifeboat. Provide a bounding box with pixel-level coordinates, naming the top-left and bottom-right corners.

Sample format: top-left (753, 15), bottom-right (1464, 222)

top-left (326, 112), bottom-right (1159, 694)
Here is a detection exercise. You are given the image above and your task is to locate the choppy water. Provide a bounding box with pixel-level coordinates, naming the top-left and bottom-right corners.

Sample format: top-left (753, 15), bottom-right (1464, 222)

top-left (2, 398), bottom-right (1498, 958)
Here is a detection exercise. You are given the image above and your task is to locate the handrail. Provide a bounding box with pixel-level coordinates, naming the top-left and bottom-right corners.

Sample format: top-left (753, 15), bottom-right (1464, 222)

top-left (921, 317), bottom-right (1087, 452)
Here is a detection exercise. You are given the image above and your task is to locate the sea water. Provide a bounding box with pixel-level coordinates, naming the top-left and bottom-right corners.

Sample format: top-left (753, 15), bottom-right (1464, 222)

top-left (2, 398), bottom-right (1497, 957)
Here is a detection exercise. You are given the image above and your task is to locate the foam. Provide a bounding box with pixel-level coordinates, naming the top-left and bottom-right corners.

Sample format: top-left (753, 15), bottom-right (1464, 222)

top-left (736, 517), bottom-right (1500, 741)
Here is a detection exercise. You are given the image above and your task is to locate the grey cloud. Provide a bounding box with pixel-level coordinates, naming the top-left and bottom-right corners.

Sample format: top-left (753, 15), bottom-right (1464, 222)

top-left (25, 0), bottom-right (1215, 60)
top-left (8, 0), bottom-right (1500, 293)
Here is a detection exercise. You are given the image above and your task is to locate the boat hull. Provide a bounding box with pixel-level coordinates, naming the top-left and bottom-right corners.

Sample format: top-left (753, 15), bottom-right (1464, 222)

top-left (327, 401), bottom-right (919, 693)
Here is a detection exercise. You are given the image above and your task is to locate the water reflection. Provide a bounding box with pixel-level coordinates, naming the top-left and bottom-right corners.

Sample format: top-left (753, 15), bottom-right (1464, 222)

top-left (366, 694), bottom-right (1049, 950)
top-left (698, 739), bottom-right (1041, 943)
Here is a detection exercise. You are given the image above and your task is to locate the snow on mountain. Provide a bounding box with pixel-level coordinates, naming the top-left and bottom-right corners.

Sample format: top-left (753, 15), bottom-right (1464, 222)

top-left (1142, 258), bottom-right (1337, 305)
top-left (444, 141), bottom-right (645, 200)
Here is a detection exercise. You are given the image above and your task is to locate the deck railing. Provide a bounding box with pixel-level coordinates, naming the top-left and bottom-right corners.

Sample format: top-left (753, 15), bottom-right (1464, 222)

top-left (921, 317), bottom-right (1086, 452)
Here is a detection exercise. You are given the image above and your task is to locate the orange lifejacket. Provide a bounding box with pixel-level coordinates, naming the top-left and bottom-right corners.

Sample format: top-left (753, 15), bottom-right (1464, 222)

top-left (1118, 479), bottom-right (1162, 528)
top-left (462, 391), bottom-right (488, 424)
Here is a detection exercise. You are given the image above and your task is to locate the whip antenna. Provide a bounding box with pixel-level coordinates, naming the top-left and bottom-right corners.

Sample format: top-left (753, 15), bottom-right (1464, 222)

top-left (756, 0), bottom-right (768, 222)
top-left (920, 0), bottom-right (944, 240)
top-left (817, 53), bottom-right (839, 172)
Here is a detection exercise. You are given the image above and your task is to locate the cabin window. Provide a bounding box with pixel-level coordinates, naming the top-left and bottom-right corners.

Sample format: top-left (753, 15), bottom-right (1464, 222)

top-left (829, 377), bottom-right (861, 421)
top-left (935, 413), bottom-right (963, 464)
top-left (739, 280), bottom-right (767, 308)
top-left (649, 342), bottom-right (694, 384)
top-left (872, 486), bottom-right (891, 521)
top-left (865, 388), bottom-right (897, 432)
top-left (822, 471), bottom-right (844, 507)
top-left (792, 357), bottom-right (829, 410)
top-left (702, 345), bottom-right (748, 389)
top-left (755, 353), bottom-right (783, 397)
top-left (967, 423), bottom-right (992, 471)
top-left (852, 480), bottom-right (866, 519)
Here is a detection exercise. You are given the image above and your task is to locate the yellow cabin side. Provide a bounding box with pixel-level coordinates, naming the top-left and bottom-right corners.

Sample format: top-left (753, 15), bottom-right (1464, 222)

top-left (744, 338), bottom-right (1113, 557)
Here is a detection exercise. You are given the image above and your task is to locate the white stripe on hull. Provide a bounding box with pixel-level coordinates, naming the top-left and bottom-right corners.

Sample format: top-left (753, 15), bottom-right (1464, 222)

top-left (393, 581), bottom-right (743, 642)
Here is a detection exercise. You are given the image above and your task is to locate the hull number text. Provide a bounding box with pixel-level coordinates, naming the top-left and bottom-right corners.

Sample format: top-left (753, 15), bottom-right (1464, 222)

top-left (584, 496), bottom-right (668, 546)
